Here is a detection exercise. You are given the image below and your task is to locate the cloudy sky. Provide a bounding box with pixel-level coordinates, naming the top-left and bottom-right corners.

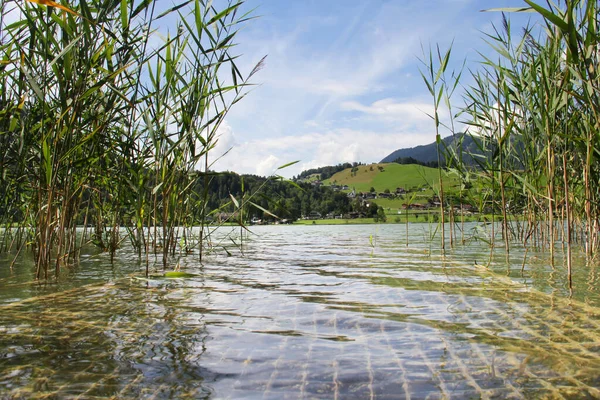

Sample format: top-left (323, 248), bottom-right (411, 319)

top-left (203, 0), bottom-right (541, 178)
top-left (6, 0), bottom-right (539, 178)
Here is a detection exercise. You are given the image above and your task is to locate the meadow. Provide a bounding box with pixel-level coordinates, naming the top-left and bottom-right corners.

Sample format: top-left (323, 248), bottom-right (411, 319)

top-left (324, 163), bottom-right (459, 195)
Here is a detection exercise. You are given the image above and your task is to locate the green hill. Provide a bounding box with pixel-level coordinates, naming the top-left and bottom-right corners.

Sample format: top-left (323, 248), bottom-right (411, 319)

top-left (324, 163), bottom-right (457, 194)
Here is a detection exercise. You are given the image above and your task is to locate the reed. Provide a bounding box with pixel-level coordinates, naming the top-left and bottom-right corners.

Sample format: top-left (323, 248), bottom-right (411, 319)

top-left (0, 0), bottom-right (261, 278)
top-left (420, 44), bottom-right (450, 251)
top-left (420, 43), bottom-right (463, 250)
top-left (432, 0), bottom-right (599, 285)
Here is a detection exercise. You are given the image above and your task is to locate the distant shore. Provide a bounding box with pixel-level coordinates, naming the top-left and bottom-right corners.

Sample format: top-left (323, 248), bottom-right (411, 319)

top-left (291, 215), bottom-right (491, 226)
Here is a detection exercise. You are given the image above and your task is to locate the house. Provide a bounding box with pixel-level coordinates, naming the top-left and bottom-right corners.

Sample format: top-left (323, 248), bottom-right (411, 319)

top-left (362, 192), bottom-right (376, 200)
top-left (346, 211), bottom-right (365, 219)
top-left (216, 212), bottom-right (239, 223)
top-left (461, 204), bottom-right (477, 213)
top-left (307, 211), bottom-right (322, 220)
top-left (402, 203), bottom-right (427, 210)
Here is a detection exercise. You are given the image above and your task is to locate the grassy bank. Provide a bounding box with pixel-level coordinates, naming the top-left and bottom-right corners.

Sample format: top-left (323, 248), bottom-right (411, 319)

top-left (293, 213), bottom-right (488, 225)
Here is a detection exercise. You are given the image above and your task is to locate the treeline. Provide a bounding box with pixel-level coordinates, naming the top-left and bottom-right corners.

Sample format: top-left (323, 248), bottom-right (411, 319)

top-left (392, 157), bottom-right (439, 169)
top-left (205, 172), bottom-right (381, 221)
top-left (295, 162), bottom-right (363, 181)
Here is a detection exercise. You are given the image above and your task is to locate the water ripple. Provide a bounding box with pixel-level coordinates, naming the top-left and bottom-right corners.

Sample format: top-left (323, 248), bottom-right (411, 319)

top-left (1, 223), bottom-right (600, 398)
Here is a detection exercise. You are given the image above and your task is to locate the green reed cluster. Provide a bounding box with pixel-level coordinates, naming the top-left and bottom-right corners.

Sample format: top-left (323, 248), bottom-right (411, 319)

top-left (0, 0), bottom-right (261, 278)
top-left (429, 1), bottom-right (599, 284)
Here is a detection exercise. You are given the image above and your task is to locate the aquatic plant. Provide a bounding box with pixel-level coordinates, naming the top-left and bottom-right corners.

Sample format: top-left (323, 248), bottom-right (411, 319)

top-left (432, 0), bottom-right (599, 285)
top-left (420, 43), bottom-right (464, 251)
top-left (420, 44), bottom-right (450, 251)
top-left (0, 0), bottom-right (261, 278)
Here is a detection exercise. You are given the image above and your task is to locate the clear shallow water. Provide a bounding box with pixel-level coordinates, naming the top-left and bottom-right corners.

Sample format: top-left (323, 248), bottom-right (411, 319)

top-left (1, 223), bottom-right (600, 399)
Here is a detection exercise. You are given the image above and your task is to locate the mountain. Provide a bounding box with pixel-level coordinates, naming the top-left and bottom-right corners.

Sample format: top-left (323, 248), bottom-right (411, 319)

top-left (380, 134), bottom-right (485, 166)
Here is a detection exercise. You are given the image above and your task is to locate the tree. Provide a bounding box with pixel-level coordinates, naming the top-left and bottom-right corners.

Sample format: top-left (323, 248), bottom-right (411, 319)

top-left (365, 201), bottom-right (378, 218)
top-left (375, 206), bottom-right (387, 223)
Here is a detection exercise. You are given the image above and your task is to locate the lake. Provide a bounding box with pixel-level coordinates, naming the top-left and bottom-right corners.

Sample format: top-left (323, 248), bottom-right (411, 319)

top-left (1, 223), bottom-right (600, 399)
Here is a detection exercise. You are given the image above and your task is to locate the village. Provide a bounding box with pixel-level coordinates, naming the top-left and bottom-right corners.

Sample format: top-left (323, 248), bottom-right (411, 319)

top-left (295, 182), bottom-right (479, 221)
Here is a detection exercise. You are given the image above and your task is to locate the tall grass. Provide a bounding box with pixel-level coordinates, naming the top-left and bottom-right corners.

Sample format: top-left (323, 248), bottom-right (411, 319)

top-left (0, 0), bottom-right (261, 278)
top-left (420, 44), bottom-right (463, 250)
top-left (420, 44), bottom-right (450, 251)
top-left (432, 0), bottom-right (599, 285)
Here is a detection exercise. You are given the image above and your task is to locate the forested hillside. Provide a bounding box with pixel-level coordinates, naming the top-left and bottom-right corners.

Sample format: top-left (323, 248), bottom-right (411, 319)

top-left (295, 162), bottom-right (363, 181)
top-left (203, 172), bottom-right (379, 221)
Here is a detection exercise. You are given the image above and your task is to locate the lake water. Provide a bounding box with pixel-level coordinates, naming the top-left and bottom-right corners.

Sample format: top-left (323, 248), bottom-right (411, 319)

top-left (1, 223), bottom-right (600, 399)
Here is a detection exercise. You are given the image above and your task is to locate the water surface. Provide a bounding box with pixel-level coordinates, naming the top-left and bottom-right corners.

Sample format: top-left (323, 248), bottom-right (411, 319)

top-left (1, 223), bottom-right (599, 399)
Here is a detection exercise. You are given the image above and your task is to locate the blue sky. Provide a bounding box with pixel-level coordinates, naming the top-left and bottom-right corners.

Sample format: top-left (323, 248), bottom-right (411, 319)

top-left (207, 0), bottom-right (541, 178)
top-left (201, 0), bottom-right (543, 178)
top-left (5, 0), bottom-right (540, 178)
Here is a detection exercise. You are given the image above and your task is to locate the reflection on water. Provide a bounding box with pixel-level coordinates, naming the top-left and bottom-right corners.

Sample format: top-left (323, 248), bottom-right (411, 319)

top-left (1, 223), bottom-right (600, 399)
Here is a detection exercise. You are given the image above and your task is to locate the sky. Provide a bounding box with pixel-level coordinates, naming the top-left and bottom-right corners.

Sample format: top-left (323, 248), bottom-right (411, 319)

top-left (201, 0), bottom-right (541, 178)
top-left (3, 0), bottom-right (540, 178)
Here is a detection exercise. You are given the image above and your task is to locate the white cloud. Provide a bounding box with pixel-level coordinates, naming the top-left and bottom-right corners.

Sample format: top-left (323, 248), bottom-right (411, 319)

top-left (140, 1), bottom-right (538, 181)
top-left (224, 2), bottom-right (432, 137)
top-left (340, 98), bottom-right (434, 121)
top-left (303, 120), bottom-right (321, 128)
top-left (208, 121), bottom-right (238, 167)
top-left (210, 125), bottom-right (437, 178)
top-left (256, 154), bottom-right (281, 177)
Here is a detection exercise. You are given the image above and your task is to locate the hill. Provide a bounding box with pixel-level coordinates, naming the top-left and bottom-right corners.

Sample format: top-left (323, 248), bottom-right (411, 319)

top-left (295, 162), bottom-right (362, 181)
top-left (324, 163), bottom-right (458, 194)
top-left (380, 134), bottom-right (484, 166)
